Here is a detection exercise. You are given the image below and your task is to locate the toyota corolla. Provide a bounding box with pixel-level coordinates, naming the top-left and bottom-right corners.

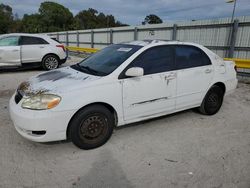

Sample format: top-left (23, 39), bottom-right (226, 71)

top-left (9, 40), bottom-right (237, 149)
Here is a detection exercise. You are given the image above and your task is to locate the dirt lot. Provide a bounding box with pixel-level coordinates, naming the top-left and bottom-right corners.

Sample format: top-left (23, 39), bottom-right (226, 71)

top-left (0, 57), bottom-right (250, 188)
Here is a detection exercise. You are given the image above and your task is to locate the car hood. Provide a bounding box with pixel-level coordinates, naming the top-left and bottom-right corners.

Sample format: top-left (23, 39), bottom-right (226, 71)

top-left (17, 66), bottom-right (101, 96)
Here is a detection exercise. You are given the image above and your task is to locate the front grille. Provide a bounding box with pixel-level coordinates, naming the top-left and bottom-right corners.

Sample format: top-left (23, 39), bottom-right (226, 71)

top-left (14, 90), bottom-right (23, 104)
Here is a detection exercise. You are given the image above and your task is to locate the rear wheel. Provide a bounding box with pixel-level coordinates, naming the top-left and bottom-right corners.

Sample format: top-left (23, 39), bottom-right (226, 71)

top-left (69, 105), bottom-right (114, 150)
top-left (198, 85), bottom-right (224, 115)
top-left (42, 55), bottom-right (59, 70)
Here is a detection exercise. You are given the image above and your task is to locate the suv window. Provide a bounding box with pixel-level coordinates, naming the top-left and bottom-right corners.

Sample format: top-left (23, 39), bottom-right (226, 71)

top-left (51, 38), bottom-right (61, 43)
top-left (0, 36), bottom-right (19, 46)
top-left (175, 45), bottom-right (211, 69)
top-left (20, 36), bottom-right (49, 45)
top-left (127, 46), bottom-right (175, 76)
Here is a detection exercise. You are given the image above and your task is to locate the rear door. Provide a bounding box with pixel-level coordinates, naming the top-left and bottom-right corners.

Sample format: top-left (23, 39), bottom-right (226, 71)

top-left (20, 36), bottom-right (49, 64)
top-left (121, 45), bottom-right (177, 121)
top-left (174, 45), bottom-right (214, 109)
top-left (0, 36), bottom-right (21, 67)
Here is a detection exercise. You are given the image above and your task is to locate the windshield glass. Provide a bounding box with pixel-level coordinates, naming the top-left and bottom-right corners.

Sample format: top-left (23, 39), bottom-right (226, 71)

top-left (73, 44), bottom-right (142, 76)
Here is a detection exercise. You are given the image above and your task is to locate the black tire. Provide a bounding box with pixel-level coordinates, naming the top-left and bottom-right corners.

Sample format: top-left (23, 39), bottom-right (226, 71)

top-left (198, 85), bottom-right (224, 115)
top-left (69, 105), bottom-right (114, 150)
top-left (42, 54), bottom-right (59, 70)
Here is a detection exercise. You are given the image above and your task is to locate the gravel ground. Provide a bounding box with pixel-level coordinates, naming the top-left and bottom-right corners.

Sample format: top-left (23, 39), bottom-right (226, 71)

top-left (0, 58), bottom-right (249, 188)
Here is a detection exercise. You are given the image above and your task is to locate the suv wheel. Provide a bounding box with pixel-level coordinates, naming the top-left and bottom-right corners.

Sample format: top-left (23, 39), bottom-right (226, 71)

top-left (198, 85), bottom-right (224, 115)
top-left (42, 55), bottom-right (59, 70)
top-left (69, 105), bottom-right (114, 150)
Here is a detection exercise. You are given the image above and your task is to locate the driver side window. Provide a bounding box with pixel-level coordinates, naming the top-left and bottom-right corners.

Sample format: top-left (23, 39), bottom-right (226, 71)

top-left (0, 36), bottom-right (19, 46)
top-left (128, 45), bottom-right (175, 75)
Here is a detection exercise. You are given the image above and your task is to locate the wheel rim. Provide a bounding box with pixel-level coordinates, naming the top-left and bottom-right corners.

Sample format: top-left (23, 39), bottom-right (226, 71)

top-left (207, 93), bottom-right (220, 110)
top-left (45, 57), bottom-right (58, 70)
top-left (79, 114), bottom-right (108, 144)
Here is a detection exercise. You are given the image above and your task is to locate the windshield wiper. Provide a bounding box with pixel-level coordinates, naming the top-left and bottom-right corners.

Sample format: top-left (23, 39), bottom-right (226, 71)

top-left (76, 64), bottom-right (106, 76)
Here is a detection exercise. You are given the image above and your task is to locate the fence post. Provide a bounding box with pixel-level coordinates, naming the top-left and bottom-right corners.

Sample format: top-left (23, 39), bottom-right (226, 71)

top-left (91, 30), bottom-right (94, 48)
top-left (134, 27), bottom-right (138, 40)
top-left (172, 24), bottom-right (177, 40)
top-left (110, 29), bottom-right (113, 44)
top-left (66, 32), bottom-right (69, 46)
top-left (56, 32), bottom-right (59, 41)
top-left (228, 19), bottom-right (239, 58)
top-left (76, 31), bottom-right (79, 47)
top-left (66, 31), bottom-right (69, 56)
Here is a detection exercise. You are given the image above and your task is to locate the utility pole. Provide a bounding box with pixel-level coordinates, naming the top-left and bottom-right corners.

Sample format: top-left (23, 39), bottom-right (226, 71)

top-left (226, 0), bottom-right (237, 23)
top-left (226, 0), bottom-right (238, 58)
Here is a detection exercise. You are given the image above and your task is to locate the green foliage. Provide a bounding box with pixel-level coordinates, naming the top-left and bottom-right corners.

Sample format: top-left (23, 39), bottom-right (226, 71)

top-left (0, 4), bottom-right (13, 34)
top-left (74, 8), bottom-right (127, 30)
top-left (39, 1), bottom-right (74, 32)
top-left (21, 14), bottom-right (43, 33)
top-left (144, 14), bottom-right (163, 24)
top-left (0, 2), bottom-right (128, 34)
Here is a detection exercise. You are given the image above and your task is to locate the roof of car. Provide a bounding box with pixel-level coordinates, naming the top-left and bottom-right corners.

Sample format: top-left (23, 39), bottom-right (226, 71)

top-left (0, 33), bottom-right (50, 38)
top-left (122, 40), bottom-right (208, 51)
top-left (122, 40), bottom-right (193, 46)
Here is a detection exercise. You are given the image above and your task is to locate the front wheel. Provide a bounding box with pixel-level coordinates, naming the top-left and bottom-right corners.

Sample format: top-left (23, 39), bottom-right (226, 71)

top-left (69, 105), bottom-right (114, 150)
top-left (198, 85), bottom-right (224, 115)
top-left (42, 55), bottom-right (59, 70)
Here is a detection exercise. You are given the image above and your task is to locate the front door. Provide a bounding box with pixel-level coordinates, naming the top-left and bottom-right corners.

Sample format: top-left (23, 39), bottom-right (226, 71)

top-left (121, 45), bottom-right (177, 121)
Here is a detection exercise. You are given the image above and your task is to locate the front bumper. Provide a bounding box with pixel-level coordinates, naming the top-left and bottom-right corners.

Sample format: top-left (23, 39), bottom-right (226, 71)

top-left (9, 94), bottom-right (75, 142)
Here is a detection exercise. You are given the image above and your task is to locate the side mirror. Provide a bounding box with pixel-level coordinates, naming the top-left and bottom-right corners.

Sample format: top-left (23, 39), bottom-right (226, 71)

top-left (125, 67), bottom-right (144, 77)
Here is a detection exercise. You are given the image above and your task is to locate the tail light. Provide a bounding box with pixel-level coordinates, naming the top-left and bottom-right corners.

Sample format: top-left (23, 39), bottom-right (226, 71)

top-left (56, 45), bottom-right (65, 52)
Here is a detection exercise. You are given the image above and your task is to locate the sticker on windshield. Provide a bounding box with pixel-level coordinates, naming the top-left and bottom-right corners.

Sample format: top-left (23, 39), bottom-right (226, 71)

top-left (117, 48), bottom-right (132, 52)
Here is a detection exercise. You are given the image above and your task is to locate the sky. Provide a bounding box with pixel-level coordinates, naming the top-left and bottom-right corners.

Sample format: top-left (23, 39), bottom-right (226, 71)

top-left (2, 0), bottom-right (250, 25)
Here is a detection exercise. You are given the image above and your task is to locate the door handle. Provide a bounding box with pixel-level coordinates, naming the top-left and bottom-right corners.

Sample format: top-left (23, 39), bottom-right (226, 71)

top-left (165, 72), bottom-right (176, 80)
top-left (12, 49), bottom-right (19, 52)
top-left (205, 68), bottom-right (212, 73)
top-left (164, 73), bottom-right (176, 85)
top-left (39, 46), bottom-right (45, 48)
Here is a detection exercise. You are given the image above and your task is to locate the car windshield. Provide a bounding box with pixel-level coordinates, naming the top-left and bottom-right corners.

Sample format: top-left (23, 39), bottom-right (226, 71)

top-left (72, 44), bottom-right (142, 76)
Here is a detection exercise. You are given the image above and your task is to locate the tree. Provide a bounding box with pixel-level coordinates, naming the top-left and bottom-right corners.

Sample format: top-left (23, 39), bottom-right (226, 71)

top-left (39, 1), bottom-right (74, 32)
top-left (0, 4), bottom-right (13, 34)
top-left (21, 14), bottom-right (43, 33)
top-left (0, 2), bottom-right (128, 34)
top-left (74, 8), bottom-right (99, 29)
top-left (75, 8), bottom-right (127, 30)
top-left (144, 14), bottom-right (163, 24)
top-left (11, 13), bottom-right (22, 33)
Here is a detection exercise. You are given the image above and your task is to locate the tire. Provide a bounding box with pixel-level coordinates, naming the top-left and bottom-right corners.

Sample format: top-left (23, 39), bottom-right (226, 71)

top-left (42, 55), bottom-right (59, 70)
top-left (69, 105), bottom-right (114, 150)
top-left (198, 85), bottom-right (224, 115)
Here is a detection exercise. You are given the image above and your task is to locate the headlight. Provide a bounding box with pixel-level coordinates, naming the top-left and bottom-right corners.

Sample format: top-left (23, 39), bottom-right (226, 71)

top-left (21, 94), bottom-right (61, 110)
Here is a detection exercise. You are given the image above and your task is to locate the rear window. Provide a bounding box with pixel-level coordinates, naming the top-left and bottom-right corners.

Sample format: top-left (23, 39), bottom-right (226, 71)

top-left (51, 38), bottom-right (61, 44)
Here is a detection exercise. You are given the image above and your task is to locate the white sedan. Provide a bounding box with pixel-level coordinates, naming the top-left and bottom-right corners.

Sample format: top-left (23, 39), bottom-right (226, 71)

top-left (9, 40), bottom-right (237, 149)
top-left (0, 33), bottom-right (67, 70)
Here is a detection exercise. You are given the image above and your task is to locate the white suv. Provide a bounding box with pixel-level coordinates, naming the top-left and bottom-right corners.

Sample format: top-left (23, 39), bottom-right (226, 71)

top-left (0, 33), bottom-right (67, 70)
top-left (9, 40), bottom-right (237, 149)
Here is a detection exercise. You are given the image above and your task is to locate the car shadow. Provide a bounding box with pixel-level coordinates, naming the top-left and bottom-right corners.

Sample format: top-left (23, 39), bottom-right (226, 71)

top-left (115, 108), bottom-right (200, 130)
top-left (71, 149), bottom-right (135, 188)
top-left (39, 109), bottom-right (201, 147)
top-left (0, 66), bottom-right (43, 73)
